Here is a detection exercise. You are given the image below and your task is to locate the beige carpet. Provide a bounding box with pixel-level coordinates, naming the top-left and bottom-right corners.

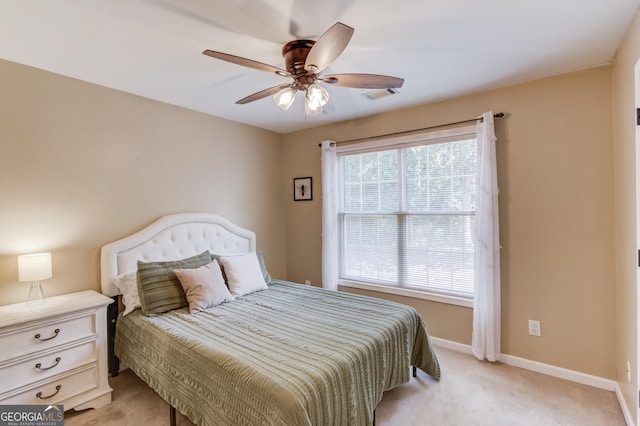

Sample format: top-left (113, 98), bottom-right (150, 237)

top-left (65, 347), bottom-right (625, 425)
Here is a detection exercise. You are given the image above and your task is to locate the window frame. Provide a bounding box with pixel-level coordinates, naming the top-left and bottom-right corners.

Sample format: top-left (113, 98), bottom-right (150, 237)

top-left (335, 125), bottom-right (477, 308)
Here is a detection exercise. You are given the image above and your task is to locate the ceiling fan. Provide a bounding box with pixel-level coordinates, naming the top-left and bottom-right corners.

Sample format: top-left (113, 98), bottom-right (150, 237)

top-left (202, 22), bottom-right (404, 116)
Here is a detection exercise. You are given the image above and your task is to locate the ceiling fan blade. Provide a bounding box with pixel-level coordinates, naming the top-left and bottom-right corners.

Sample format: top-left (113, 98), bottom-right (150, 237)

top-left (203, 50), bottom-right (289, 76)
top-left (304, 22), bottom-right (354, 74)
top-left (321, 73), bottom-right (405, 89)
top-left (236, 85), bottom-right (291, 105)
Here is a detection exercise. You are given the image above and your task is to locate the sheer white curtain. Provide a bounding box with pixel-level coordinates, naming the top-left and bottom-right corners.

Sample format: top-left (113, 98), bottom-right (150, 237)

top-left (472, 111), bottom-right (501, 362)
top-left (321, 140), bottom-right (339, 291)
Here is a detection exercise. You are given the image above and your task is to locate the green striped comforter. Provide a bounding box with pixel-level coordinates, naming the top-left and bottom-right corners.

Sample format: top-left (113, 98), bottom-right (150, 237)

top-left (115, 280), bottom-right (440, 426)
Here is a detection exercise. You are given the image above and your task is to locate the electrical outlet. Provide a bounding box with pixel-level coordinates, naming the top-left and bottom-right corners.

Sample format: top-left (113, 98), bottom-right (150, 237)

top-left (304, 280), bottom-right (311, 286)
top-left (528, 320), bottom-right (541, 336)
top-left (627, 360), bottom-right (631, 383)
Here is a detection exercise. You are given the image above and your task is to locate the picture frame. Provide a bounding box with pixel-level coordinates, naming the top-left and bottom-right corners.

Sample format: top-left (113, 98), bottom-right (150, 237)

top-left (293, 177), bottom-right (312, 201)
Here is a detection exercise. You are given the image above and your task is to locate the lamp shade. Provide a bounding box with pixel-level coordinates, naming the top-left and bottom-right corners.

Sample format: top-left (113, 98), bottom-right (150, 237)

top-left (305, 83), bottom-right (329, 116)
top-left (273, 86), bottom-right (297, 111)
top-left (18, 253), bottom-right (52, 282)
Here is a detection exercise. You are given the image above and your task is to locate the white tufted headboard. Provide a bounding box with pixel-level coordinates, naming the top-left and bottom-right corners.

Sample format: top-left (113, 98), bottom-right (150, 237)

top-left (100, 213), bottom-right (256, 297)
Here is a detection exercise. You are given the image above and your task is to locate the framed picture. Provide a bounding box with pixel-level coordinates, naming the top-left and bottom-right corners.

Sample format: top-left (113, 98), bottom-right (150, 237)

top-left (293, 177), bottom-right (312, 201)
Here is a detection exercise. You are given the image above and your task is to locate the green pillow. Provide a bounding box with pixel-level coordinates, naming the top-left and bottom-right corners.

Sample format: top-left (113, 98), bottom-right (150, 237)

top-left (256, 250), bottom-right (272, 284)
top-left (137, 251), bottom-right (213, 316)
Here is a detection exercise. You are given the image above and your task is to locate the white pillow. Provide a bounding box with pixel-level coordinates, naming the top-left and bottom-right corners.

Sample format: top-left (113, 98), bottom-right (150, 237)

top-left (113, 271), bottom-right (141, 316)
top-left (218, 252), bottom-right (268, 297)
top-left (174, 260), bottom-right (235, 314)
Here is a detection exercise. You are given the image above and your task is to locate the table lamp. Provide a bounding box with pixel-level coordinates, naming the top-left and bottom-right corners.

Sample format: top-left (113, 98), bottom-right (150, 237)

top-left (18, 253), bottom-right (52, 305)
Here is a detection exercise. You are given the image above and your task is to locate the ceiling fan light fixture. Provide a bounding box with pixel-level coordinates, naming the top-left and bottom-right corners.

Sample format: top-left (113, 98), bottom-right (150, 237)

top-left (305, 83), bottom-right (329, 115)
top-left (273, 86), bottom-right (297, 111)
top-left (304, 101), bottom-right (323, 116)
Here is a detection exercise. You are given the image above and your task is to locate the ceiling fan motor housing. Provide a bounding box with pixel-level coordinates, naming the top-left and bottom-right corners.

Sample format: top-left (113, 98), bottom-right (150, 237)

top-left (282, 40), bottom-right (316, 89)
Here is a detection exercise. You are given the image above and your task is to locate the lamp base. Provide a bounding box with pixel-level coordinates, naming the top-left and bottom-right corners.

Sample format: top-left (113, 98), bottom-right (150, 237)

top-left (27, 282), bottom-right (46, 305)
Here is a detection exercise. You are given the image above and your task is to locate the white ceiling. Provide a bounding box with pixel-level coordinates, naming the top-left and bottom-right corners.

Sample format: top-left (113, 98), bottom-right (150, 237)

top-left (1, 0), bottom-right (638, 134)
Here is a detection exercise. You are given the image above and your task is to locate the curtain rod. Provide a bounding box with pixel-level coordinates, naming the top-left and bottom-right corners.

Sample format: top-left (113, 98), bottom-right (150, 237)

top-left (318, 112), bottom-right (505, 147)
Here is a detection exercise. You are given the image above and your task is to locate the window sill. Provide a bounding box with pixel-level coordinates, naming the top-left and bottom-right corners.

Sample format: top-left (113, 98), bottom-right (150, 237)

top-left (338, 280), bottom-right (474, 308)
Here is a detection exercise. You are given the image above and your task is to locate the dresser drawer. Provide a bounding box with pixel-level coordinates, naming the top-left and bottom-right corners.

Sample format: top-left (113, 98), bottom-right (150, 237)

top-left (0, 366), bottom-right (97, 406)
top-left (0, 341), bottom-right (96, 394)
top-left (0, 314), bottom-right (95, 361)
top-left (0, 290), bottom-right (112, 411)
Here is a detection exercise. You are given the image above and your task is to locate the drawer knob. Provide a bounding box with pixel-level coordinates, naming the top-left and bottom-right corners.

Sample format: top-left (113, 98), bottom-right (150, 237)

top-left (34, 328), bottom-right (60, 342)
top-left (35, 357), bottom-right (62, 371)
top-left (36, 385), bottom-right (62, 400)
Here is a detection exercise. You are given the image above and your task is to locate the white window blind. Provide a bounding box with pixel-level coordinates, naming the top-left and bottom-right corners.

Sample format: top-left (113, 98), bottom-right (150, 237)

top-left (338, 130), bottom-right (477, 298)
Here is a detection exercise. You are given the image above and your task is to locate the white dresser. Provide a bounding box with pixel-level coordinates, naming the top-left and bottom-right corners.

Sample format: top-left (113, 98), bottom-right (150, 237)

top-left (0, 290), bottom-right (113, 410)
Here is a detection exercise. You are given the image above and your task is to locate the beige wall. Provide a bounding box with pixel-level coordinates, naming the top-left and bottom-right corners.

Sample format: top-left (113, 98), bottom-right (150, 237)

top-left (613, 8), bottom-right (640, 423)
top-left (283, 66), bottom-right (615, 379)
top-left (0, 59), bottom-right (287, 306)
top-left (0, 34), bottom-right (627, 390)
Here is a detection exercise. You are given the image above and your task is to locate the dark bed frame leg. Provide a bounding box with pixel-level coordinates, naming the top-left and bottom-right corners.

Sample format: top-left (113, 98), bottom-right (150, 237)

top-left (369, 367), bottom-right (415, 425)
top-left (170, 406), bottom-right (176, 426)
top-left (107, 296), bottom-right (120, 377)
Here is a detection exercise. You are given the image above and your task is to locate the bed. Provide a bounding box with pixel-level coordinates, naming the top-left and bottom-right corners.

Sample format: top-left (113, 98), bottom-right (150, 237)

top-left (100, 213), bottom-right (440, 426)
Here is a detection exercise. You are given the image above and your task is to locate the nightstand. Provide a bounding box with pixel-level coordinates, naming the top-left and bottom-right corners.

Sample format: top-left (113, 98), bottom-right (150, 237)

top-left (0, 290), bottom-right (113, 410)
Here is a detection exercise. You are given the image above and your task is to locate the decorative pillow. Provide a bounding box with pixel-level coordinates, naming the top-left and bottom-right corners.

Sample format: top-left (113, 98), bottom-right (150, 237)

top-left (113, 270), bottom-right (140, 316)
top-left (215, 250), bottom-right (272, 285)
top-left (218, 252), bottom-right (268, 297)
top-left (174, 260), bottom-right (235, 314)
top-left (137, 251), bottom-right (213, 316)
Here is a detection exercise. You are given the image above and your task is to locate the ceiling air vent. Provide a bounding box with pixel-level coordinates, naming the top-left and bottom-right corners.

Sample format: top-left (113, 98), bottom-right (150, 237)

top-left (362, 88), bottom-right (399, 100)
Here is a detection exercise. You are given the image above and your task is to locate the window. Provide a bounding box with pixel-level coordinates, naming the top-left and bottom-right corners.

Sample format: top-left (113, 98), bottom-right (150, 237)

top-left (337, 126), bottom-right (477, 303)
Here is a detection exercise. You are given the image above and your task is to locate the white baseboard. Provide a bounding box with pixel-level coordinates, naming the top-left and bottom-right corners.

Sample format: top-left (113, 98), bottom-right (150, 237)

top-left (430, 336), bottom-right (474, 355)
top-left (499, 353), bottom-right (615, 391)
top-left (615, 382), bottom-right (636, 426)
top-left (430, 337), bottom-right (634, 426)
